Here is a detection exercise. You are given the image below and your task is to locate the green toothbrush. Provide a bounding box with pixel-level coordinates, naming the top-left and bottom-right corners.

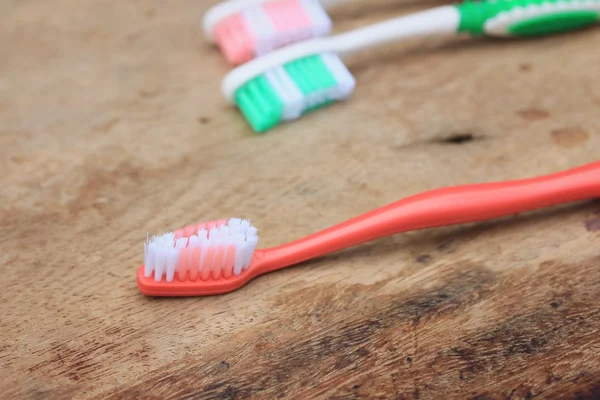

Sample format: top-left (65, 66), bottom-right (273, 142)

top-left (221, 0), bottom-right (600, 132)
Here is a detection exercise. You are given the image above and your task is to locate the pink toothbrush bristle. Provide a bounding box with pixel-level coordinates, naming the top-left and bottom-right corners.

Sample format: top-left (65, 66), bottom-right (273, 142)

top-left (263, 0), bottom-right (312, 32)
top-left (173, 219), bottom-right (228, 239)
top-left (212, 0), bottom-right (331, 65)
top-left (214, 13), bottom-right (256, 65)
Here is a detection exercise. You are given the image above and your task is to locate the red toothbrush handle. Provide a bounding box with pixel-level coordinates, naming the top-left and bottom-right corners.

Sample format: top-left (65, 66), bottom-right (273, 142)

top-left (258, 161), bottom-right (600, 272)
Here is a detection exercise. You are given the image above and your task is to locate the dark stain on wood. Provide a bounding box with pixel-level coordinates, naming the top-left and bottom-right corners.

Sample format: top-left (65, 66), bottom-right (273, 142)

top-left (99, 257), bottom-right (600, 399)
top-left (585, 217), bottom-right (600, 232)
top-left (207, 361), bottom-right (231, 377)
top-left (574, 384), bottom-right (600, 399)
top-left (551, 127), bottom-right (590, 148)
top-left (439, 133), bottom-right (477, 145)
top-left (145, 9), bottom-right (156, 19)
top-left (138, 87), bottom-right (162, 98)
top-left (416, 254), bottom-right (432, 264)
top-left (106, 265), bottom-right (501, 398)
top-left (94, 118), bottom-right (120, 133)
top-left (519, 64), bottom-right (532, 72)
top-left (517, 108), bottom-right (550, 121)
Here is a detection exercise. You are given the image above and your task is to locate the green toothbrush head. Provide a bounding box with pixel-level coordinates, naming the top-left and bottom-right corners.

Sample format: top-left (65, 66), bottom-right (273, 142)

top-left (457, 0), bottom-right (600, 37)
top-left (234, 53), bottom-right (355, 133)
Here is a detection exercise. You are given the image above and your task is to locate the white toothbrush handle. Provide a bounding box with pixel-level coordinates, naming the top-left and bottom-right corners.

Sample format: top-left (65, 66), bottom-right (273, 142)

top-left (222, 6), bottom-right (460, 100)
top-left (331, 6), bottom-right (460, 55)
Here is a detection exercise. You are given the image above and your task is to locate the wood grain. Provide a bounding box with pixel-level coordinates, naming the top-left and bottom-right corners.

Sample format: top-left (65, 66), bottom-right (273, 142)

top-left (1, 0), bottom-right (599, 399)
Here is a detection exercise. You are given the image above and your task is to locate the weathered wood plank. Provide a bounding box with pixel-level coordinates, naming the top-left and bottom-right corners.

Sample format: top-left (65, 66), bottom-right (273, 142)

top-left (1, 0), bottom-right (599, 399)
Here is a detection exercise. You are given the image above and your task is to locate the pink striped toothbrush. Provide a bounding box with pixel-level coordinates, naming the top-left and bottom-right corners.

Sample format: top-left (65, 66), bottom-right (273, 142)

top-left (203, 0), bottom-right (349, 65)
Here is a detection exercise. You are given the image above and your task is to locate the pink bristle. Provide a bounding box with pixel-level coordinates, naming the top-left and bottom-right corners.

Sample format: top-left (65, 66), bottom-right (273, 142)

top-left (177, 247), bottom-right (190, 281)
top-left (183, 225), bottom-right (196, 237)
top-left (206, 221), bottom-right (217, 230)
top-left (214, 13), bottom-right (255, 65)
top-left (264, 0), bottom-right (312, 32)
top-left (212, 245), bottom-right (226, 280)
top-left (190, 248), bottom-right (200, 281)
top-left (222, 244), bottom-right (236, 279)
top-left (201, 247), bottom-right (216, 281)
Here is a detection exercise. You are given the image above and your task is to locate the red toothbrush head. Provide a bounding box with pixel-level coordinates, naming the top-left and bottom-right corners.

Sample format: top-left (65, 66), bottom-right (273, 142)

top-left (137, 219), bottom-right (261, 296)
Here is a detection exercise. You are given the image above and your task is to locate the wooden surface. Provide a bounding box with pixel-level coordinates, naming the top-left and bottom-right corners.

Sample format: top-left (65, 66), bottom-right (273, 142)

top-left (1, 0), bottom-right (600, 398)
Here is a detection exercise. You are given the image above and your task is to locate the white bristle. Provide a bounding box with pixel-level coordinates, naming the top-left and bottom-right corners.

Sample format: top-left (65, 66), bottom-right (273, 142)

top-left (228, 218), bottom-right (242, 226)
top-left (321, 53), bottom-right (356, 96)
top-left (236, 241), bottom-right (250, 271)
top-left (243, 4), bottom-right (277, 56)
top-left (232, 233), bottom-right (246, 276)
top-left (154, 248), bottom-right (166, 282)
top-left (229, 225), bottom-right (240, 236)
top-left (247, 226), bottom-right (258, 238)
top-left (188, 235), bottom-right (200, 248)
top-left (164, 232), bottom-right (175, 243)
top-left (145, 242), bottom-right (156, 277)
top-left (301, 0), bottom-right (332, 38)
top-left (243, 236), bottom-right (259, 270)
top-left (165, 248), bottom-right (178, 282)
top-left (266, 67), bottom-right (303, 121)
top-left (143, 241), bottom-right (148, 270)
top-left (219, 225), bottom-right (230, 237)
top-left (144, 219), bottom-right (259, 282)
top-left (228, 219), bottom-right (241, 234)
top-left (240, 219), bottom-right (251, 234)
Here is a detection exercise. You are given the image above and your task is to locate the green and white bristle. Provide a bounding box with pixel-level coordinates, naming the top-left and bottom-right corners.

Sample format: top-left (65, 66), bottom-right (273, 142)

top-left (234, 53), bottom-right (355, 133)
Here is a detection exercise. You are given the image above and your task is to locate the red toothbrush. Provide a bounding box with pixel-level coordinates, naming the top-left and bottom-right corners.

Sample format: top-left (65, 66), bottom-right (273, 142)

top-left (137, 161), bottom-right (600, 296)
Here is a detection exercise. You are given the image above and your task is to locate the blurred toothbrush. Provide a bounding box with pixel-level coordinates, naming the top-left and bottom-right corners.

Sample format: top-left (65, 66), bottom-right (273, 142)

top-left (203, 0), bottom-right (355, 65)
top-left (220, 0), bottom-right (600, 132)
